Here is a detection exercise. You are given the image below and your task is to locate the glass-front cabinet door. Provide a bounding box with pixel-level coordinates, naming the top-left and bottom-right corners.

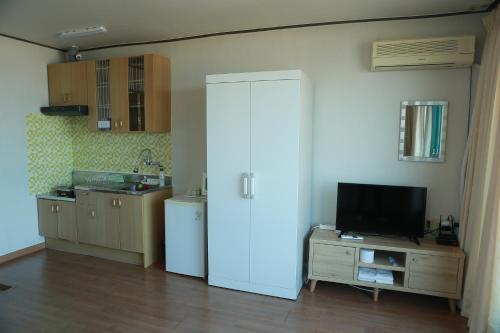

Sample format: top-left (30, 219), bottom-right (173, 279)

top-left (128, 56), bottom-right (145, 131)
top-left (95, 59), bottom-right (111, 131)
top-left (87, 54), bottom-right (170, 133)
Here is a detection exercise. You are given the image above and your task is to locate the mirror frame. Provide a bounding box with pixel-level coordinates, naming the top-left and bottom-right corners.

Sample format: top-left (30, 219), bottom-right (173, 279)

top-left (399, 100), bottom-right (448, 163)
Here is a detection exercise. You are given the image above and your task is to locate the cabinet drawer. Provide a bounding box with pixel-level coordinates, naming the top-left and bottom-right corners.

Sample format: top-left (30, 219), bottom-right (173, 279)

top-left (408, 254), bottom-right (459, 294)
top-left (311, 243), bottom-right (355, 280)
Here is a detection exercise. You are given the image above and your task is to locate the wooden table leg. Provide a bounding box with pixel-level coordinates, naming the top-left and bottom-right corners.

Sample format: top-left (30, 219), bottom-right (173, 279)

top-left (310, 280), bottom-right (317, 293)
top-left (448, 299), bottom-right (456, 313)
top-left (373, 288), bottom-right (379, 302)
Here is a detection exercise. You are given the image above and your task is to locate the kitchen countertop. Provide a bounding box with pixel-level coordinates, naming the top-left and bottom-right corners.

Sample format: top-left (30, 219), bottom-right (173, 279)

top-left (36, 193), bottom-right (76, 202)
top-left (36, 171), bottom-right (173, 201)
top-left (37, 185), bottom-right (172, 202)
top-left (73, 184), bottom-right (172, 196)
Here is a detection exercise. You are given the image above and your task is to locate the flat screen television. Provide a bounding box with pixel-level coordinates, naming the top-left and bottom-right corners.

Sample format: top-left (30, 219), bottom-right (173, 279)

top-left (336, 182), bottom-right (427, 238)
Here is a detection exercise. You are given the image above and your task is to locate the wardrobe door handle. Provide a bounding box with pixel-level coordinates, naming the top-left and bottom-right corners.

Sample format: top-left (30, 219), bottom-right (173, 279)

top-left (250, 173), bottom-right (255, 199)
top-left (242, 173), bottom-right (249, 199)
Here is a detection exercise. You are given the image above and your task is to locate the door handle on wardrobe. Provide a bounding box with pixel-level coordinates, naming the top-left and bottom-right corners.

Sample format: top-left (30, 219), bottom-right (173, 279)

top-left (250, 173), bottom-right (255, 199)
top-left (242, 173), bottom-right (249, 198)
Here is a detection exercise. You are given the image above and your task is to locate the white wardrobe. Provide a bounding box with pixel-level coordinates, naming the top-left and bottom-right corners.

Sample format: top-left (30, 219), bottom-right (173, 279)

top-left (206, 70), bottom-right (312, 299)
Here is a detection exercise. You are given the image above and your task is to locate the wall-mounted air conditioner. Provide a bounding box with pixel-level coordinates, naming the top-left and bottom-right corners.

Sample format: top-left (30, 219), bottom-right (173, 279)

top-left (371, 35), bottom-right (475, 71)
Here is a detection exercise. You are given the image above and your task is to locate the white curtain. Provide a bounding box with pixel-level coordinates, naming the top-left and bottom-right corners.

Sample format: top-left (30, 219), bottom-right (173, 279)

top-left (410, 106), bottom-right (432, 157)
top-left (459, 8), bottom-right (500, 333)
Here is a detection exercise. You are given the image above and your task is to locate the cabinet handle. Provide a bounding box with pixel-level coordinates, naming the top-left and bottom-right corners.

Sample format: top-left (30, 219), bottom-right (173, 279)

top-left (55, 205), bottom-right (60, 213)
top-left (250, 173), bottom-right (255, 199)
top-left (114, 121), bottom-right (118, 128)
top-left (51, 205), bottom-right (55, 213)
top-left (91, 210), bottom-right (95, 218)
top-left (67, 93), bottom-right (72, 101)
top-left (242, 173), bottom-right (249, 198)
top-left (119, 120), bottom-right (123, 128)
top-left (118, 199), bottom-right (122, 207)
top-left (112, 199), bottom-right (116, 207)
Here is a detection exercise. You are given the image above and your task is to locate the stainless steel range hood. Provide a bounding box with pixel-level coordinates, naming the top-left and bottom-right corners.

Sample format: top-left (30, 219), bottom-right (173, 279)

top-left (40, 105), bottom-right (88, 116)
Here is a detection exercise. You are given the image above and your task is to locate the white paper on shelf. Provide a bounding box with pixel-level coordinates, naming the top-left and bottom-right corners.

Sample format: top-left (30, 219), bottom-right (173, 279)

top-left (358, 268), bottom-right (394, 285)
top-left (358, 267), bottom-right (377, 282)
top-left (375, 269), bottom-right (394, 284)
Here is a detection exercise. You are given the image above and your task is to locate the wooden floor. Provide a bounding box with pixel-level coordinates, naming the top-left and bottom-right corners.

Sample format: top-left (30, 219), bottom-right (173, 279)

top-left (0, 250), bottom-right (467, 333)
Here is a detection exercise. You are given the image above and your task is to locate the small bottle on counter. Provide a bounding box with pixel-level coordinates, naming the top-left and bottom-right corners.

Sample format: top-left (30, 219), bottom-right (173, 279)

top-left (159, 167), bottom-right (165, 187)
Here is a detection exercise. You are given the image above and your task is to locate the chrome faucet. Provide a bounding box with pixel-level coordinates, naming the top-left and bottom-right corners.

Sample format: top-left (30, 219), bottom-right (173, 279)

top-left (133, 148), bottom-right (163, 173)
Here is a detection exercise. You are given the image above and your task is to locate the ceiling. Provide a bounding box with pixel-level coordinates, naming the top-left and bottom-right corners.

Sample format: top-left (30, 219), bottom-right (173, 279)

top-left (0, 0), bottom-right (494, 50)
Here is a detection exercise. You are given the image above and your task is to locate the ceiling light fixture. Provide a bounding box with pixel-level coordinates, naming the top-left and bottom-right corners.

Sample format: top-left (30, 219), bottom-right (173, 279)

top-left (58, 26), bottom-right (107, 39)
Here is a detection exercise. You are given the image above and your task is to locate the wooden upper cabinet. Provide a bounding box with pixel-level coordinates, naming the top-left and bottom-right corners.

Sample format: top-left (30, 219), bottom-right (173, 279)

top-left (144, 54), bottom-right (171, 132)
top-left (87, 54), bottom-right (171, 133)
top-left (48, 61), bottom-right (89, 106)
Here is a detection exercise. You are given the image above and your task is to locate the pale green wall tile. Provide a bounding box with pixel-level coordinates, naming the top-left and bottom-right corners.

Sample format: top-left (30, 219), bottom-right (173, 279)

top-left (26, 115), bottom-right (172, 194)
top-left (26, 113), bottom-right (73, 194)
top-left (70, 118), bottom-right (171, 175)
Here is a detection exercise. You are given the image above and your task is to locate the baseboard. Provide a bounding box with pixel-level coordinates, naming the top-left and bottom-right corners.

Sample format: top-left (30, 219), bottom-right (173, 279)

top-left (0, 242), bottom-right (45, 265)
top-left (46, 238), bottom-right (143, 266)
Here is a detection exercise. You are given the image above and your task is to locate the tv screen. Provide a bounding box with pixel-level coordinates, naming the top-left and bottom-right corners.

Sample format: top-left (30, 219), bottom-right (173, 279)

top-left (336, 182), bottom-right (427, 238)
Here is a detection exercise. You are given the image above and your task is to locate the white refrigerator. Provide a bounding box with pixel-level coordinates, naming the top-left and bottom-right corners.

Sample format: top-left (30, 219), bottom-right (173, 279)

top-left (165, 196), bottom-right (207, 278)
top-left (206, 70), bottom-right (312, 299)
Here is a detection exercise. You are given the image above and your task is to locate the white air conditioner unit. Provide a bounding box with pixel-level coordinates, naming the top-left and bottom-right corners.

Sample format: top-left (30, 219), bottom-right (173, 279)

top-left (371, 35), bottom-right (475, 71)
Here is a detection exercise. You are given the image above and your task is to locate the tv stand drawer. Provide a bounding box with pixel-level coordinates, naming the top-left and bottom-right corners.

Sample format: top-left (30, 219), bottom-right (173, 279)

top-left (311, 243), bottom-right (355, 280)
top-left (408, 254), bottom-right (459, 294)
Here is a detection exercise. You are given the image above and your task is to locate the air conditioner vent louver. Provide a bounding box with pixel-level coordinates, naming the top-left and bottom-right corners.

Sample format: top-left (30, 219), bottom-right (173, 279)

top-left (371, 35), bottom-right (475, 71)
top-left (375, 40), bottom-right (459, 57)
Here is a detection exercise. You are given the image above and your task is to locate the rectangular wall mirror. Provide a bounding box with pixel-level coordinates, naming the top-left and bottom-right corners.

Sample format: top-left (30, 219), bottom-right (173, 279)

top-left (399, 100), bottom-right (448, 162)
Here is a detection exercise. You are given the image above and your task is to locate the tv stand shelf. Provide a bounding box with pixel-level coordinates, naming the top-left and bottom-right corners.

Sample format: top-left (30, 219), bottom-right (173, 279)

top-left (308, 229), bottom-right (465, 312)
top-left (357, 250), bottom-right (406, 272)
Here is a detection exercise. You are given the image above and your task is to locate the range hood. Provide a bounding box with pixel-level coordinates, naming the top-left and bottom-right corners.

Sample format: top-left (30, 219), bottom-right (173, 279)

top-left (40, 105), bottom-right (88, 116)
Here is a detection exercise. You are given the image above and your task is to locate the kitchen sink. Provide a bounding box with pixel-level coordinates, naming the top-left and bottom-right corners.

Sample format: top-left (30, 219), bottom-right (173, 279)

top-left (74, 182), bottom-right (161, 195)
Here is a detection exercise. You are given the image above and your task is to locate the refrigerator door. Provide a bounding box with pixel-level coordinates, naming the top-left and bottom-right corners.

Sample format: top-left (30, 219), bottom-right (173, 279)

top-left (165, 197), bottom-right (206, 277)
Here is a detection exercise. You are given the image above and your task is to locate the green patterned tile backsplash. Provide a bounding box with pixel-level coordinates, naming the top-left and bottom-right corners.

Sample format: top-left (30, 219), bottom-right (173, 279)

top-left (71, 118), bottom-right (171, 175)
top-left (26, 114), bottom-right (73, 194)
top-left (26, 114), bottom-right (171, 194)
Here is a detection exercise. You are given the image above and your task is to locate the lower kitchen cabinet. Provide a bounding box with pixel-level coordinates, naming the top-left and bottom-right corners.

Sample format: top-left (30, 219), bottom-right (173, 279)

top-left (76, 192), bottom-right (142, 251)
top-left (71, 188), bottom-right (171, 267)
top-left (76, 191), bottom-right (120, 249)
top-left (119, 194), bottom-right (143, 253)
top-left (37, 199), bottom-right (77, 242)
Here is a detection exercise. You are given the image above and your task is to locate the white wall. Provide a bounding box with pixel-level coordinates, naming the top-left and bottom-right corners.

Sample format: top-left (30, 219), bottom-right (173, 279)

top-left (0, 36), bottom-right (61, 255)
top-left (86, 14), bottom-right (485, 225)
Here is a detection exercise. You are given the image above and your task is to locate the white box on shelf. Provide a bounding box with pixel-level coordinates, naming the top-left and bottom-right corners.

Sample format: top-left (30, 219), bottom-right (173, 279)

top-left (360, 248), bottom-right (375, 263)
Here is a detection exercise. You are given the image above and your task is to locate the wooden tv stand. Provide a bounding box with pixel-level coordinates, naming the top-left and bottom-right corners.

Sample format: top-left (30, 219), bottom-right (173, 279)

top-left (308, 229), bottom-right (465, 312)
